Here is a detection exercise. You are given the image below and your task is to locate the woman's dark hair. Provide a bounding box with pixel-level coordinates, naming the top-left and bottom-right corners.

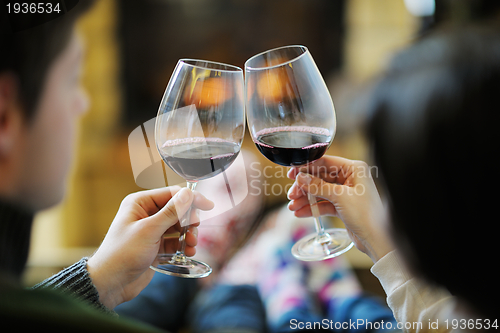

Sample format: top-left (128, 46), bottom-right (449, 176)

top-left (368, 25), bottom-right (500, 319)
top-left (0, 0), bottom-right (94, 119)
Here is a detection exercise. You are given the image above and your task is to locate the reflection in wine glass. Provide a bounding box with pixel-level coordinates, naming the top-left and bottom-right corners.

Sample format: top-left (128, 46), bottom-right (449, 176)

top-left (245, 45), bottom-right (353, 261)
top-left (152, 59), bottom-right (245, 278)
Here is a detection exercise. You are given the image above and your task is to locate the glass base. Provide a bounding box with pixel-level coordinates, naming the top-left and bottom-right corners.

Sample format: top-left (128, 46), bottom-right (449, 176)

top-left (150, 253), bottom-right (212, 278)
top-left (291, 228), bottom-right (354, 261)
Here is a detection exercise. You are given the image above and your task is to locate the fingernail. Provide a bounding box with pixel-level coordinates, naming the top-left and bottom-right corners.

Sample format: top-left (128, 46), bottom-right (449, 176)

top-left (297, 172), bottom-right (312, 185)
top-left (287, 183), bottom-right (298, 199)
top-left (177, 188), bottom-right (191, 204)
top-left (287, 185), bottom-right (294, 199)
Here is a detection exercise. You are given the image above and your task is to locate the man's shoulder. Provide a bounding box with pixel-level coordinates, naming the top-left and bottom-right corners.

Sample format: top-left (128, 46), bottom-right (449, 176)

top-left (0, 285), bottom-right (162, 332)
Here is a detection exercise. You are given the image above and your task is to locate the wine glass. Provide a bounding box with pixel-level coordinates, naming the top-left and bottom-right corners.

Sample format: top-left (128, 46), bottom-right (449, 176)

top-left (245, 45), bottom-right (353, 261)
top-left (152, 59), bottom-right (245, 278)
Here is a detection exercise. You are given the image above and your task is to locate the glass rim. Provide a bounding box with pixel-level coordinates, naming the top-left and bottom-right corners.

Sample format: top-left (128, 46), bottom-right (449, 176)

top-left (244, 45), bottom-right (309, 70)
top-left (179, 58), bottom-right (243, 72)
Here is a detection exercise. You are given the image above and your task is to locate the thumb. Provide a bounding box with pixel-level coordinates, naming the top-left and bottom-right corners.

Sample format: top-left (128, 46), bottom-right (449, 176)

top-left (145, 188), bottom-right (194, 236)
top-left (296, 172), bottom-right (345, 202)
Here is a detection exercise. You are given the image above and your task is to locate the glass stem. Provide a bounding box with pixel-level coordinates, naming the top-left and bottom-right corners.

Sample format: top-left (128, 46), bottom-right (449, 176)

top-left (171, 181), bottom-right (197, 264)
top-left (307, 192), bottom-right (331, 244)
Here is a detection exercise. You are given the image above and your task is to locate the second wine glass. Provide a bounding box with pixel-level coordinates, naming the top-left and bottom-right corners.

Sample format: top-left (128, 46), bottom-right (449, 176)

top-left (153, 59), bottom-right (245, 278)
top-left (245, 45), bottom-right (353, 261)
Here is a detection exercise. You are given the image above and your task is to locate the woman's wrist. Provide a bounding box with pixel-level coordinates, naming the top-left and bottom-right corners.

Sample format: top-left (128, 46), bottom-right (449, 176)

top-left (362, 225), bottom-right (394, 263)
top-left (364, 239), bottom-right (393, 263)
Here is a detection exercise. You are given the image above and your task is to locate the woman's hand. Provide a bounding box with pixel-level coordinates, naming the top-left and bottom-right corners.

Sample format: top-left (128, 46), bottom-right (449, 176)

top-left (87, 186), bottom-right (214, 309)
top-left (287, 156), bottom-right (393, 263)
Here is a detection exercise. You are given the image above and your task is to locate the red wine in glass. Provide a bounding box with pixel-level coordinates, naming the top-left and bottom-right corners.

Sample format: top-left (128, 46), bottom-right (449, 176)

top-left (160, 138), bottom-right (240, 181)
top-left (253, 126), bottom-right (331, 166)
top-left (245, 45), bottom-right (354, 261)
top-left (153, 58), bottom-right (245, 278)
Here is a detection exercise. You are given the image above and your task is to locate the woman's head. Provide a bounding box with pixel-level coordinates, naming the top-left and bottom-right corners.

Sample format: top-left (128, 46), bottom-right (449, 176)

top-left (0, 1), bottom-right (93, 210)
top-left (369, 25), bottom-right (500, 318)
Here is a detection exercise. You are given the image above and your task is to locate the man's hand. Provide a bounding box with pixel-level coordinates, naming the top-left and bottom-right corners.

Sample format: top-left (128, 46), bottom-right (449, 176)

top-left (87, 186), bottom-right (214, 309)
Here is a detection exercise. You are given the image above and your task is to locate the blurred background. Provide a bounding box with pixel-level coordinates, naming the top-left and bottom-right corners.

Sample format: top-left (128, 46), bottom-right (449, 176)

top-left (24, 0), bottom-right (500, 292)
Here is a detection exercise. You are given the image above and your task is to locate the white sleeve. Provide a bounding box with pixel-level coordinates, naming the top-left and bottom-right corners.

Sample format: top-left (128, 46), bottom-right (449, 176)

top-left (370, 251), bottom-right (455, 332)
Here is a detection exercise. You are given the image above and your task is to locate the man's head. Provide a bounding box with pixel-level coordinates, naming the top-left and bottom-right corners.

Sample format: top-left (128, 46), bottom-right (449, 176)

top-left (0, 1), bottom-right (93, 211)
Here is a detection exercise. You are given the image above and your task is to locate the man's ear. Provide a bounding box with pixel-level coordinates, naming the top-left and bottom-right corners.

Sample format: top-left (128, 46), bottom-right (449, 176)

top-left (0, 73), bottom-right (23, 158)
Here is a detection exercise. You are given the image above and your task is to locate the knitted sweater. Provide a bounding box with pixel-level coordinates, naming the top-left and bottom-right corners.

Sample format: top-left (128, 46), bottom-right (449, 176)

top-left (0, 199), bottom-right (162, 332)
top-left (31, 257), bottom-right (115, 315)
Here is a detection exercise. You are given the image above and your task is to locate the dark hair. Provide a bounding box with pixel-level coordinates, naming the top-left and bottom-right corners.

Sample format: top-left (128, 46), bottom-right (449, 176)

top-left (0, 0), bottom-right (94, 119)
top-left (368, 25), bottom-right (500, 319)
